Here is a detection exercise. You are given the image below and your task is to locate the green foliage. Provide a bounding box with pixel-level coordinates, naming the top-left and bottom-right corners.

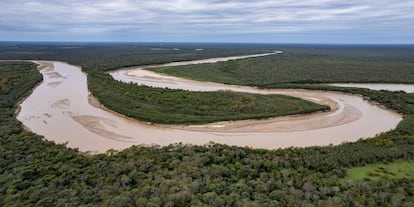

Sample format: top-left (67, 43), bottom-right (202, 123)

top-left (343, 160), bottom-right (414, 182)
top-left (0, 61), bottom-right (42, 133)
top-left (397, 115), bottom-right (414, 135)
top-left (150, 46), bottom-right (414, 85)
top-left (88, 72), bottom-right (328, 124)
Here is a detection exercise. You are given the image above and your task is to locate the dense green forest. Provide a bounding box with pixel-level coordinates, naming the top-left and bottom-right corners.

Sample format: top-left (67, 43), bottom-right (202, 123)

top-left (0, 61), bottom-right (42, 134)
top-left (0, 42), bottom-right (274, 71)
top-left (151, 46), bottom-right (414, 85)
top-left (88, 72), bottom-right (328, 124)
top-left (2, 61), bottom-right (414, 206)
top-left (1, 44), bottom-right (414, 206)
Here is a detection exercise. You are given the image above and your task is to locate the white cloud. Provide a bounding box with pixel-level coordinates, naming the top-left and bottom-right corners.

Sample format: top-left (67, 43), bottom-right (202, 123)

top-left (0, 0), bottom-right (413, 42)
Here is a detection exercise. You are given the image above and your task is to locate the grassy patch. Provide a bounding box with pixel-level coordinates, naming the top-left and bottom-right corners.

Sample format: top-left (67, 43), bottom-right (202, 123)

top-left (343, 160), bottom-right (414, 182)
top-left (88, 73), bottom-right (329, 124)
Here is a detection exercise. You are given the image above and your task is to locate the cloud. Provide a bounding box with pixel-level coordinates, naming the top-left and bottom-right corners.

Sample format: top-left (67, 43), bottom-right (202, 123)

top-left (0, 0), bottom-right (413, 43)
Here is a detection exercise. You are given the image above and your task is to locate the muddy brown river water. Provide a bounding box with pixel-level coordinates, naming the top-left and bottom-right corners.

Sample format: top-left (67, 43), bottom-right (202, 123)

top-left (17, 55), bottom-right (403, 153)
top-left (330, 83), bottom-right (414, 93)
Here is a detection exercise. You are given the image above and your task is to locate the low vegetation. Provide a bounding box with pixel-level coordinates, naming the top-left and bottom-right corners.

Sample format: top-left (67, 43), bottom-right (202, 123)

top-left (343, 160), bottom-right (414, 182)
top-left (88, 73), bottom-right (328, 124)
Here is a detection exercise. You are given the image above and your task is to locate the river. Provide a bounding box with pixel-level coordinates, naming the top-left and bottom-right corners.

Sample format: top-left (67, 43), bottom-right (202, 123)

top-left (17, 55), bottom-right (402, 153)
top-left (330, 83), bottom-right (414, 93)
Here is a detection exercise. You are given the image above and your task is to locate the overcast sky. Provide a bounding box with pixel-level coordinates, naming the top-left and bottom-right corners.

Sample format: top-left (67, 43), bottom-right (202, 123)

top-left (0, 0), bottom-right (413, 43)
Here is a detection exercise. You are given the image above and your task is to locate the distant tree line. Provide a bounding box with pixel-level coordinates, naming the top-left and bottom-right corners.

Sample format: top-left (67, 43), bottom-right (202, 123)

top-left (150, 49), bottom-right (414, 86)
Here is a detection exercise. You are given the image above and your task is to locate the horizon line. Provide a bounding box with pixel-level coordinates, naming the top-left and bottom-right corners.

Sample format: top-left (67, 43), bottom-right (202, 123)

top-left (1, 40), bottom-right (414, 46)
